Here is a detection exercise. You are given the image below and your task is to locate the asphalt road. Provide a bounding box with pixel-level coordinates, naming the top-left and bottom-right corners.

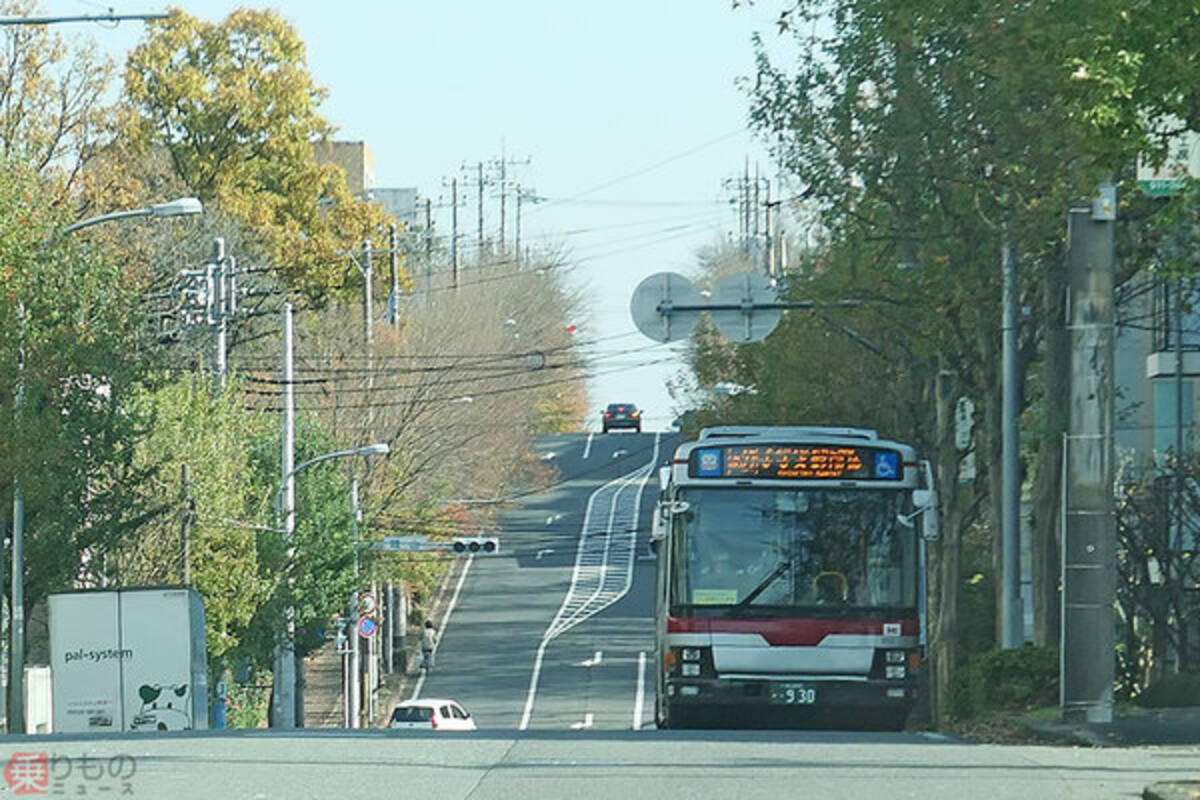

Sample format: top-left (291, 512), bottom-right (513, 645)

top-left (0, 728), bottom-right (1195, 799)
top-left (2, 432), bottom-right (1196, 799)
top-left (412, 430), bottom-right (669, 731)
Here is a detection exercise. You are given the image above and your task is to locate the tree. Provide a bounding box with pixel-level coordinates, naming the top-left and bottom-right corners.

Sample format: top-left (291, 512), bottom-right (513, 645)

top-left (0, 161), bottom-right (161, 627)
top-left (734, 0), bottom-right (1152, 721)
top-left (0, 0), bottom-right (114, 188)
top-left (122, 8), bottom-right (397, 298)
top-left (116, 376), bottom-right (275, 664)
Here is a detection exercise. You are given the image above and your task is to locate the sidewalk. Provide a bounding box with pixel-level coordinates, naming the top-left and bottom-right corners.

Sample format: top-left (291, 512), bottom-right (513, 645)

top-left (1016, 707), bottom-right (1200, 800)
top-left (1019, 706), bottom-right (1200, 748)
top-left (300, 556), bottom-right (468, 728)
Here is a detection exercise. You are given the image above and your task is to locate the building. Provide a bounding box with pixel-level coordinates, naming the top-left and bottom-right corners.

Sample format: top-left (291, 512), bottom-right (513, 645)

top-left (314, 140), bottom-right (376, 198)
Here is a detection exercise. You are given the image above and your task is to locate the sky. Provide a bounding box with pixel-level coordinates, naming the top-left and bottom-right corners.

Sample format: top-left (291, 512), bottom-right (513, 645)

top-left (37, 0), bottom-right (786, 430)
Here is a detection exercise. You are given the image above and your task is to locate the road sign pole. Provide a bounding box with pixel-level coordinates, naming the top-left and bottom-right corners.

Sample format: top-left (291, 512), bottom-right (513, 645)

top-left (348, 591), bottom-right (360, 729)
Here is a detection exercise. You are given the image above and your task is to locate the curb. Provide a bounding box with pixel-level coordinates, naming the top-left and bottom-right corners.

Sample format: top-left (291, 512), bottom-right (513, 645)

top-left (1144, 781), bottom-right (1200, 800)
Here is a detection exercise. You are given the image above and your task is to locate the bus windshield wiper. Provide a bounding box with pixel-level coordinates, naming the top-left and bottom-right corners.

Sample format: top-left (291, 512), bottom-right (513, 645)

top-left (730, 560), bottom-right (791, 612)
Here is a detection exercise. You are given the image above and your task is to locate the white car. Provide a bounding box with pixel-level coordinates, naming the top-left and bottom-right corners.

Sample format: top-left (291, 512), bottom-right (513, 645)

top-left (389, 698), bottom-right (477, 731)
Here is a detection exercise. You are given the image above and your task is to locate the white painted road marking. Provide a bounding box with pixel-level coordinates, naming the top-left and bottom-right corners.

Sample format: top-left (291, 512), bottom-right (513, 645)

top-left (536, 548), bottom-right (554, 560)
top-left (579, 651), bottom-right (602, 667)
top-left (569, 713), bottom-right (594, 730)
top-left (633, 651), bottom-right (647, 730)
top-left (582, 433), bottom-right (593, 460)
top-left (409, 553), bottom-right (474, 701)
top-left (519, 434), bottom-right (661, 730)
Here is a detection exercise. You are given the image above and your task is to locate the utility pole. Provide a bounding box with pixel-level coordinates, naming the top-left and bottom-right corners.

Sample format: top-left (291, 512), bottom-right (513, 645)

top-left (425, 198), bottom-right (434, 264)
top-left (1000, 236), bottom-right (1023, 648)
top-left (1061, 188), bottom-right (1116, 724)
top-left (180, 465), bottom-right (194, 585)
top-left (361, 239), bottom-right (373, 347)
top-left (489, 150), bottom-right (531, 252)
top-left (273, 302), bottom-right (297, 729)
top-left (348, 479), bottom-right (362, 729)
top-left (385, 583), bottom-right (394, 674)
top-left (388, 224), bottom-right (400, 327)
top-left (209, 238), bottom-right (237, 391)
top-left (449, 178), bottom-right (460, 289)
top-left (514, 186), bottom-right (542, 268)
top-left (211, 238), bottom-right (226, 390)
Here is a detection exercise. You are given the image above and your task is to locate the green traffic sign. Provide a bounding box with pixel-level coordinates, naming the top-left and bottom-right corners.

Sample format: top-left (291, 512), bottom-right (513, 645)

top-left (1139, 178), bottom-right (1187, 197)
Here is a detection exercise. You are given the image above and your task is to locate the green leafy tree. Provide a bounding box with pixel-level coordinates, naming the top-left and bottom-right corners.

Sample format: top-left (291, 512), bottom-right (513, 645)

top-left (117, 376), bottom-right (275, 663)
top-left (0, 161), bottom-right (160, 623)
top-left (732, 0), bottom-right (1166, 721)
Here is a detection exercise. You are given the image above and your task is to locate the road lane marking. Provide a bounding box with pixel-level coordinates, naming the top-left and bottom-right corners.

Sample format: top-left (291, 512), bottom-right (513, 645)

top-left (569, 712), bottom-right (594, 730)
top-left (579, 651), bottom-right (602, 667)
top-left (536, 548), bottom-right (554, 560)
top-left (582, 433), bottom-right (593, 460)
top-left (519, 434), bottom-right (661, 731)
top-left (408, 553), bottom-right (474, 702)
top-left (633, 651), bottom-right (647, 730)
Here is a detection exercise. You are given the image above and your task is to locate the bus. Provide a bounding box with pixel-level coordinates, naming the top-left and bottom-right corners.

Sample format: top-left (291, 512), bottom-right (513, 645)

top-left (653, 425), bottom-right (938, 729)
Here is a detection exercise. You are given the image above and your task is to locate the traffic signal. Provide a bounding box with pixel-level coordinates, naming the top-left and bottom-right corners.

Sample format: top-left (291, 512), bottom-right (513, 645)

top-left (451, 536), bottom-right (499, 554)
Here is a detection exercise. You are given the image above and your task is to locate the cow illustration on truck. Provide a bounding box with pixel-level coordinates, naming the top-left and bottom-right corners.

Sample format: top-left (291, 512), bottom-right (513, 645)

top-left (131, 683), bottom-right (192, 731)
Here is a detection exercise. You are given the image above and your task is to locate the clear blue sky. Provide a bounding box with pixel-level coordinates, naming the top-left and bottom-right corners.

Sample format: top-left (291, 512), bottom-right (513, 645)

top-left (43, 0), bottom-right (783, 429)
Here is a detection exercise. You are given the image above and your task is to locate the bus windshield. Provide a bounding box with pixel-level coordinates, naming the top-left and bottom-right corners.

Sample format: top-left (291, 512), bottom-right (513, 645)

top-left (671, 487), bottom-right (917, 614)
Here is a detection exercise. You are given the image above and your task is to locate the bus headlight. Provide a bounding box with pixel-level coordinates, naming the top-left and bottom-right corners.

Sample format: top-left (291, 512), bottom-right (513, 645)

top-left (681, 648), bottom-right (702, 662)
top-left (885, 665), bottom-right (906, 680)
top-left (886, 650), bottom-right (906, 665)
top-left (681, 663), bottom-right (701, 677)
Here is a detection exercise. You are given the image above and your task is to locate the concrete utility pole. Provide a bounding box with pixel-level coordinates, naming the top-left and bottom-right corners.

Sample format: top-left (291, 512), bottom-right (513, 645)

top-left (1061, 191), bottom-right (1116, 724)
top-left (389, 224), bottom-right (400, 328)
top-left (348, 479), bottom-right (362, 729)
top-left (1001, 237), bottom-right (1024, 648)
top-left (211, 238), bottom-right (230, 391)
top-left (489, 150), bottom-right (531, 252)
top-left (361, 239), bottom-right (373, 346)
top-left (180, 465), bottom-right (194, 585)
top-left (425, 198), bottom-right (434, 264)
top-left (472, 162), bottom-right (485, 255)
top-left (274, 302), bottom-right (297, 729)
top-left (450, 178), bottom-right (460, 288)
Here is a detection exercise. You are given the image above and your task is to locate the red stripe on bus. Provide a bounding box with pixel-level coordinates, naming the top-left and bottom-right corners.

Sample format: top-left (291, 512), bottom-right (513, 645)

top-left (667, 616), bottom-right (918, 646)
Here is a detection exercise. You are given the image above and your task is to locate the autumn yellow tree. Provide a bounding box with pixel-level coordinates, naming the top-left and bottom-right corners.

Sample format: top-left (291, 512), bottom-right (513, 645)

top-left (122, 7), bottom-right (399, 298)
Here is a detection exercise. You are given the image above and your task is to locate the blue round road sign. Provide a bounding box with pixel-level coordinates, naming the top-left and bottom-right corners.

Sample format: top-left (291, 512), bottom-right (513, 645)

top-left (357, 616), bottom-right (378, 639)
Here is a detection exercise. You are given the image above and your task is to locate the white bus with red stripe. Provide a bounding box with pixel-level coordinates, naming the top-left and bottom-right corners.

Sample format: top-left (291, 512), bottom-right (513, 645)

top-left (653, 426), bottom-right (938, 729)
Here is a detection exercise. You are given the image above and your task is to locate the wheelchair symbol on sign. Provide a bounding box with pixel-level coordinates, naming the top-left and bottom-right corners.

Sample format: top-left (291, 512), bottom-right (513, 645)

top-left (874, 453), bottom-right (899, 479)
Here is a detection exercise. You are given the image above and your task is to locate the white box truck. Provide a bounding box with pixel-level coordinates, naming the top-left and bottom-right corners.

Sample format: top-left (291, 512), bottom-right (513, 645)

top-left (49, 587), bottom-right (208, 733)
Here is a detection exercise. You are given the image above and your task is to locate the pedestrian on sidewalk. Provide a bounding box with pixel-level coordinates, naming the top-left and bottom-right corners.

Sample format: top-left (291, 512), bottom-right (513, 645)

top-left (420, 620), bottom-right (437, 671)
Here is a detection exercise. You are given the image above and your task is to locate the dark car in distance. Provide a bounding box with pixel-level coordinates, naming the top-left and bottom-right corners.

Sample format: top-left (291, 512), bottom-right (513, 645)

top-left (602, 403), bottom-right (642, 433)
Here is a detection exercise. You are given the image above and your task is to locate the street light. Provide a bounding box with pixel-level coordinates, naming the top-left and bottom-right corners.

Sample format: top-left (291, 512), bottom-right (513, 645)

top-left (272, 442), bottom-right (389, 729)
top-left (59, 196), bottom-right (203, 237)
top-left (9, 196), bottom-right (204, 733)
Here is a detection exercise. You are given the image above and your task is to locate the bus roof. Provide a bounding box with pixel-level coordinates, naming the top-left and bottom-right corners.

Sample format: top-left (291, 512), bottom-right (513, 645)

top-left (698, 425), bottom-right (879, 441)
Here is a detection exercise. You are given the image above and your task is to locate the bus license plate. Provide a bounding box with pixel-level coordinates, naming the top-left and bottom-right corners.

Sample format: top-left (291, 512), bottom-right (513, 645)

top-left (771, 684), bottom-right (817, 705)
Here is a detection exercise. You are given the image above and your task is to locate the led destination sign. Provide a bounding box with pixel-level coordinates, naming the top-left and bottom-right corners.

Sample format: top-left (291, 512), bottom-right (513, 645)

top-left (690, 445), bottom-right (902, 481)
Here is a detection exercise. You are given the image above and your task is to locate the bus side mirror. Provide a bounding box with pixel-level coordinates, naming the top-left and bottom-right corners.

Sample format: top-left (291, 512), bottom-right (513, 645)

top-left (913, 460), bottom-right (939, 541)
